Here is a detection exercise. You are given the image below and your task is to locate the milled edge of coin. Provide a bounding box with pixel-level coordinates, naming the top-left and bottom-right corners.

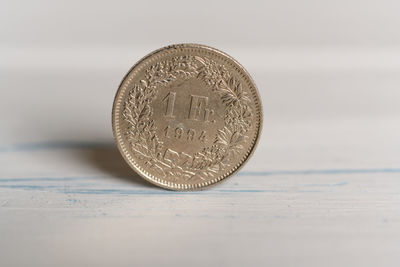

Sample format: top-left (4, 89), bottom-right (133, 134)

top-left (112, 43), bottom-right (263, 191)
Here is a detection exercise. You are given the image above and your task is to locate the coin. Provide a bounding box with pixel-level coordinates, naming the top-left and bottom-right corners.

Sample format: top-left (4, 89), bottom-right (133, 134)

top-left (112, 44), bottom-right (262, 190)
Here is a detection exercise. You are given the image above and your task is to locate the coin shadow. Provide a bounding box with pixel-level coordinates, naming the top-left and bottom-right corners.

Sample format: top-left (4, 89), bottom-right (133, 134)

top-left (84, 144), bottom-right (156, 188)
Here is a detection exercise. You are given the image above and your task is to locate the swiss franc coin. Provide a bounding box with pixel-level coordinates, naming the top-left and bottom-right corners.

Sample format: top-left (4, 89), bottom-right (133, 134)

top-left (112, 44), bottom-right (262, 190)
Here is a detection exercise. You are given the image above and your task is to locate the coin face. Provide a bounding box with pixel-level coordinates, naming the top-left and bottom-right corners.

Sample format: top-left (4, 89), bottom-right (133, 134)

top-left (112, 44), bottom-right (262, 190)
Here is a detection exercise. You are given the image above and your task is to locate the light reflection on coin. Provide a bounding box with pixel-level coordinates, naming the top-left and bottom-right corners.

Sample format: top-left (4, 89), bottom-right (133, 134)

top-left (112, 44), bottom-right (262, 190)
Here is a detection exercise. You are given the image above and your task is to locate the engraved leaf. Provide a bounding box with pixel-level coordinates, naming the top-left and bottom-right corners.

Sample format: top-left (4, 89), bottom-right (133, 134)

top-left (138, 104), bottom-right (151, 120)
top-left (216, 127), bottom-right (232, 146)
top-left (140, 80), bottom-right (148, 87)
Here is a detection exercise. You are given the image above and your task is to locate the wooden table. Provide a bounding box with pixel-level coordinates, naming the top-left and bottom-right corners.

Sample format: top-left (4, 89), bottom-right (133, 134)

top-left (1, 47), bottom-right (399, 266)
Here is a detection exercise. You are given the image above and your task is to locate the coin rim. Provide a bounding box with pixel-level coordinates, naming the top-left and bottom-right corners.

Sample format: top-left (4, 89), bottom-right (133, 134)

top-left (112, 43), bottom-right (263, 191)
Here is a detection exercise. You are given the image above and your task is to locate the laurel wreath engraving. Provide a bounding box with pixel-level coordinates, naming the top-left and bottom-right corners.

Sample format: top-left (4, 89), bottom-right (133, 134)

top-left (122, 56), bottom-right (253, 181)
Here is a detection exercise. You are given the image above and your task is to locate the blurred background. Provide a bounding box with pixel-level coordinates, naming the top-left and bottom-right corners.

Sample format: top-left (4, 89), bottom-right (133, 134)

top-left (2, 0), bottom-right (400, 166)
top-left (1, 1), bottom-right (400, 266)
top-left (1, 0), bottom-right (400, 170)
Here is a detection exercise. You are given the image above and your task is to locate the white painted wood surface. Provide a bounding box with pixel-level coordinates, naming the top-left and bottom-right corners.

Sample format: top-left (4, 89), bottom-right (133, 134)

top-left (1, 46), bottom-right (400, 267)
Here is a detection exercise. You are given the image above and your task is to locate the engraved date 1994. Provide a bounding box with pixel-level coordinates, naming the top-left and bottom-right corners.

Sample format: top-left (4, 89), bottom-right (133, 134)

top-left (164, 125), bottom-right (207, 142)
